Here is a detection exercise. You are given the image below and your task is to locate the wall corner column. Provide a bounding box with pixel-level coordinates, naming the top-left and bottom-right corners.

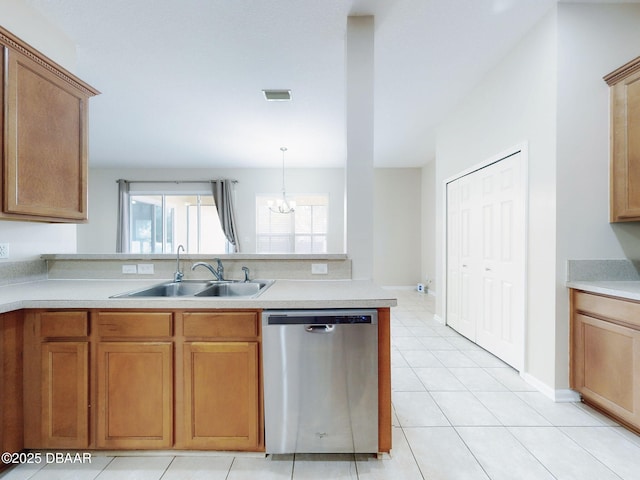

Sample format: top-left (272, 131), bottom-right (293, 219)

top-left (345, 15), bottom-right (375, 280)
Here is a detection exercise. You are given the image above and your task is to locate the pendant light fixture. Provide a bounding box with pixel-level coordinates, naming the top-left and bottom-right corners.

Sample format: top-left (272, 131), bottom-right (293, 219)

top-left (270, 147), bottom-right (295, 214)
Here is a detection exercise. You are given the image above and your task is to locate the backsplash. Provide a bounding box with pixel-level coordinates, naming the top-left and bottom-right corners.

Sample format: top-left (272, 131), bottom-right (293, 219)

top-left (42, 254), bottom-right (352, 281)
top-left (0, 260), bottom-right (48, 286)
top-left (566, 259), bottom-right (640, 282)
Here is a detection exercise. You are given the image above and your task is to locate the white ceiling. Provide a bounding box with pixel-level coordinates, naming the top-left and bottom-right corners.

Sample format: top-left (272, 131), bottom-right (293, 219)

top-left (23, 0), bottom-right (568, 168)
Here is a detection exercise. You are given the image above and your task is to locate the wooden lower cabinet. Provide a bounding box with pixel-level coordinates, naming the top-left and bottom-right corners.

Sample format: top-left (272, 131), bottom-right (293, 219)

top-left (1, 311), bottom-right (24, 472)
top-left (23, 311), bottom-right (89, 449)
top-left (571, 290), bottom-right (640, 432)
top-left (96, 342), bottom-right (173, 449)
top-left (22, 308), bottom-right (263, 452)
top-left (377, 307), bottom-right (392, 453)
top-left (183, 342), bottom-right (259, 449)
top-left (41, 342), bottom-right (89, 448)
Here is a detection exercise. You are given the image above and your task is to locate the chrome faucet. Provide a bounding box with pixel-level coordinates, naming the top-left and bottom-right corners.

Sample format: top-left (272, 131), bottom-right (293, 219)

top-left (174, 245), bottom-right (185, 282)
top-left (192, 258), bottom-right (225, 281)
top-left (242, 266), bottom-right (250, 282)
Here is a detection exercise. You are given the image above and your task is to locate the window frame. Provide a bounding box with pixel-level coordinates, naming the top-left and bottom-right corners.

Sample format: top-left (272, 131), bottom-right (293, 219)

top-left (126, 182), bottom-right (229, 254)
top-left (255, 194), bottom-right (329, 254)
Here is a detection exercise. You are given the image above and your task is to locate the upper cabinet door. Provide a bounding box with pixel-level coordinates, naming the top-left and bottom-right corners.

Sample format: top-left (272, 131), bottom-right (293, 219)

top-left (0, 27), bottom-right (99, 223)
top-left (605, 56), bottom-right (640, 222)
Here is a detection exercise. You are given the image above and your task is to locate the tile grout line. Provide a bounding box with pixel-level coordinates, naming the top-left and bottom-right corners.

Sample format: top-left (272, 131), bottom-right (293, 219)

top-left (397, 426), bottom-right (427, 480)
top-left (91, 455), bottom-right (117, 480)
top-left (551, 426), bottom-right (626, 480)
top-left (157, 456), bottom-right (176, 480)
top-left (224, 456), bottom-right (236, 480)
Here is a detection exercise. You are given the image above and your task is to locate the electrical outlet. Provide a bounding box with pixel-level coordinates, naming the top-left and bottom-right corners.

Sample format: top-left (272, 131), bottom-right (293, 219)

top-left (137, 263), bottom-right (155, 274)
top-left (122, 264), bottom-right (137, 274)
top-left (311, 263), bottom-right (328, 275)
top-left (0, 243), bottom-right (9, 259)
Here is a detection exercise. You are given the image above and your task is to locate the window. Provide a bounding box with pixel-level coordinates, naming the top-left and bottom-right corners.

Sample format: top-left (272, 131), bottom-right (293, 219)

top-left (129, 194), bottom-right (227, 254)
top-left (256, 194), bottom-right (328, 253)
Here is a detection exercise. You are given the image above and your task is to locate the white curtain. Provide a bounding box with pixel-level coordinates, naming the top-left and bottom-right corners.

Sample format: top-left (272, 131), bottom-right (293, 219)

top-left (116, 179), bottom-right (130, 253)
top-left (211, 179), bottom-right (240, 253)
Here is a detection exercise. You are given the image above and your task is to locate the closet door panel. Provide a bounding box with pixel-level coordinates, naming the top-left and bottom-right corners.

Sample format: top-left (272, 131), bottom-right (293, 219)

top-left (446, 152), bottom-right (525, 370)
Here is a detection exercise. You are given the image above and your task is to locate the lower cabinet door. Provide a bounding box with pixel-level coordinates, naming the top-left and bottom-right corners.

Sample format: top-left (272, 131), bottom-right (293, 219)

top-left (573, 313), bottom-right (640, 428)
top-left (97, 342), bottom-right (173, 448)
top-left (183, 342), bottom-right (260, 450)
top-left (41, 342), bottom-right (88, 448)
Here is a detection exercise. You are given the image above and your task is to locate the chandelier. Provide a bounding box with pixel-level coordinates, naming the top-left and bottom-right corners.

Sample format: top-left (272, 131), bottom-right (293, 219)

top-left (269, 147), bottom-right (296, 214)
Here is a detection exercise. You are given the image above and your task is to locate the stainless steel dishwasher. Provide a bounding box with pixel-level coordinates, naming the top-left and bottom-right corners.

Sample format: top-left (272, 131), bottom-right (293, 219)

top-left (262, 309), bottom-right (378, 454)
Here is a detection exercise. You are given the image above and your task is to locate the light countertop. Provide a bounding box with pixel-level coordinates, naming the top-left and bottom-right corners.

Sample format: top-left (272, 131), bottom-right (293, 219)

top-left (0, 278), bottom-right (397, 314)
top-left (567, 280), bottom-right (640, 302)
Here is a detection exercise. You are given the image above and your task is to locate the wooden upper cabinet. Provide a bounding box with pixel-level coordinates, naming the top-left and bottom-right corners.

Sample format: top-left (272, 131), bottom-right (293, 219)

top-left (0, 26), bottom-right (99, 223)
top-left (605, 56), bottom-right (640, 222)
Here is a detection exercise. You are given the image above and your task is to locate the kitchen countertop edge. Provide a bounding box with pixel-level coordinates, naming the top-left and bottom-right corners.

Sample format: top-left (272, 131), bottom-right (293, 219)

top-left (0, 279), bottom-right (398, 314)
top-left (567, 280), bottom-right (640, 302)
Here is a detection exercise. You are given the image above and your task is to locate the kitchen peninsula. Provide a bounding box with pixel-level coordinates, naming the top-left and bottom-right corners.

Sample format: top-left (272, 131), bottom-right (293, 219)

top-left (0, 255), bottom-right (396, 466)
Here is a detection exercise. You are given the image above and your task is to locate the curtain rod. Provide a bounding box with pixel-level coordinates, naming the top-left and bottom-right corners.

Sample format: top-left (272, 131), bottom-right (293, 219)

top-left (116, 179), bottom-right (238, 184)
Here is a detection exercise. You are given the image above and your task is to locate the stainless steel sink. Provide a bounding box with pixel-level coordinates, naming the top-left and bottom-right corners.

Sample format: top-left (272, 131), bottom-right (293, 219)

top-left (195, 280), bottom-right (273, 297)
top-left (111, 279), bottom-right (274, 298)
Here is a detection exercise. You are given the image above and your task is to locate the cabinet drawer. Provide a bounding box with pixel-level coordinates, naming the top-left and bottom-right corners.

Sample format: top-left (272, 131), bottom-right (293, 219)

top-left (97, 312), bottom-right (173, 337)
top-left (183, 312), bottom-right (258, 338)
top-left (40, 312), bottom-right (88, 337)
top-left (574, 291), bottom-right (640, 329)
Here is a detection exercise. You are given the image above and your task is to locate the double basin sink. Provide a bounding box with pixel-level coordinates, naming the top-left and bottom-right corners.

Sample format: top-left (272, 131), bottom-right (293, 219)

top-left (111, 279), bottom-right (274, 298)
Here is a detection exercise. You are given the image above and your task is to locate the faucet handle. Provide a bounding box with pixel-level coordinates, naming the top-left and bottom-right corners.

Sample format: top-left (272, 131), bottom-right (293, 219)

top-left (242, 266), bottom-right (250, 282)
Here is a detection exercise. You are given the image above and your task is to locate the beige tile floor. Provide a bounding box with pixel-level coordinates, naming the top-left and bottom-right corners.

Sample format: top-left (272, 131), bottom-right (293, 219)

top-left (3, 289), bottom-right (640, 479)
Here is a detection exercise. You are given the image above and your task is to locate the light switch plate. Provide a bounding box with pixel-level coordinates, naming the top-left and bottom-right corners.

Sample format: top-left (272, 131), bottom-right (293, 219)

top-left (122, 264), bottom-right (137, 274)
top-left (137, 263), bottom-right (155, 274)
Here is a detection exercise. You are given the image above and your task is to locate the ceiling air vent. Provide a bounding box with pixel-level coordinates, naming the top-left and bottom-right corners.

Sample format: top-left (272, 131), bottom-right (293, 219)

top-left (263, 89), bottom-right (292, 101)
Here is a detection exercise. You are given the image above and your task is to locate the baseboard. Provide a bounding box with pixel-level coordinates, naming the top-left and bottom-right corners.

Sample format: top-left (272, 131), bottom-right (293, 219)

top-left (554, 389), bottom-right (582, 403)
top-left (520, 372), bottom-right (581, 403)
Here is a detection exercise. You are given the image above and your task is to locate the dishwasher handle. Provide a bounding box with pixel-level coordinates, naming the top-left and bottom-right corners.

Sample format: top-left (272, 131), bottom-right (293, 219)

top-left (263, 309), bottom-right (378, 326)
top-left (305, 324), bottom-right (335, 334)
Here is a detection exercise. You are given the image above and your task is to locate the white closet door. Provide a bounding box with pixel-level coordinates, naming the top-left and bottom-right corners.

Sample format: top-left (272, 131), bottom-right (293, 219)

top-left (475, 153), bottom-right (524, 369)
top-left (446, 174), bottom-right (478, 341)
top-left (446, 152), bottom-right (525, 370)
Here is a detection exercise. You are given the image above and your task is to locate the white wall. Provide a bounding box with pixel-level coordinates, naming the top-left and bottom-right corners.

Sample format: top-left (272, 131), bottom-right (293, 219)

top-left (0, 0), bottom-right (76, 69)
top-left (555, 3), bottom-right (640, 386)
top-left (346, 16), bottom-right (375, 280)
top-left (82, 167), bottom-right (427, 286)
top-left (78, 168), bottom-right (345, 254)
top-left (435, 3), bottom-right (640, 395)
top-left (373, 168), bottom-right (422, 286)
top-left (556, 3), bottom-right (640, 262)
top-left (435, 10), bottom-right (558, 388)
top-left (421, 161), bottom-right (436, 293)
top-left (0, 0), bottom-right (80, 262)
